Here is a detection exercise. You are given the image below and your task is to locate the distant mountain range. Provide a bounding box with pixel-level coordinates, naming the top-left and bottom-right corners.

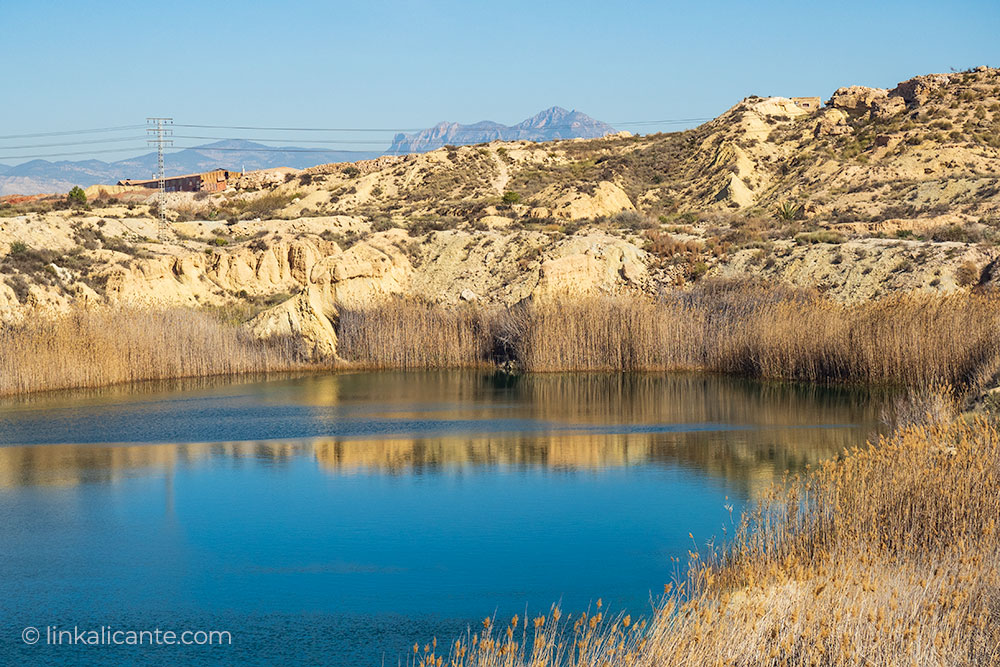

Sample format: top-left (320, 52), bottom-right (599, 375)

top-left (0, 107), bottom-right (617, 195)
top-left (0, 142), bottom-right (379, 196)
top-left (386, 106), bottom-right (616, 154)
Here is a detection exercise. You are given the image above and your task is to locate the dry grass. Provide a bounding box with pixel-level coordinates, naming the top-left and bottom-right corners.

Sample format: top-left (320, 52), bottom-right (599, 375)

top-left (337, 299), bottom-right (498, 369)
top-left (338, 285), bottom-right (1000, 392)
top-left (413, 416), bottom-right (1000, 667)
top-left (0, 306), bottom-right (304, 395)
top-left (522, 289), bottom-right (1000, 390)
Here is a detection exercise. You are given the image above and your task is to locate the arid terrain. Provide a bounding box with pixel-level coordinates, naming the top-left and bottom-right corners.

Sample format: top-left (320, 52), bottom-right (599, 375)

top-left (2, 66), bottom-right (999, 366)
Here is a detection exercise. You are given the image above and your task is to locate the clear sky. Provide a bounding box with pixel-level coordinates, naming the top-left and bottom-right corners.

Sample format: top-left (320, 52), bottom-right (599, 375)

top-left (1, 0), bottom-right (997, 163)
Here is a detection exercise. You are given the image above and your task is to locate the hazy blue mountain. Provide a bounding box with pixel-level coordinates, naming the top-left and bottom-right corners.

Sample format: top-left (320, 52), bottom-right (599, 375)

top-left (0, 163), bottom-right (10, 175)
top-left (0, 140), bottom-right (380, 195)
top-left (110, 140), bottom-right (380, 181)
top-left (387, 106), bottom-right (616, 154)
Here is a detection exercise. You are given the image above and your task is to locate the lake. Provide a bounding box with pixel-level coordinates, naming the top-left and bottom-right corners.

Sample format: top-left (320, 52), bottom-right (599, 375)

top-left (0, 371), bottom-right (887, 665)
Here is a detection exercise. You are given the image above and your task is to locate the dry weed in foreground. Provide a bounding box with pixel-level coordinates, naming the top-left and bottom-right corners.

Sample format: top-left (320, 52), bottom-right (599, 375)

top-left (414, 417), bottom-right (1000, 667)
top-left (0, 306), bottom-right (303, 395)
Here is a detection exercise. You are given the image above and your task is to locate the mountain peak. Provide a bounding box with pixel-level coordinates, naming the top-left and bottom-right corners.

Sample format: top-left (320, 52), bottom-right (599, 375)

top-left (518, 106), bottom-right (573, 127)
top-left (387, 107), bottom-right (616, 155)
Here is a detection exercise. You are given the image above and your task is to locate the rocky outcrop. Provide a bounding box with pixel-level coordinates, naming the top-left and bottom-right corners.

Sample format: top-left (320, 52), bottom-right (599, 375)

top-left (715, 173), bottom-right (755, 208)
top-left (0, 282), bottom-right (19, 312)
top-left (828, 86), bottom-right (905, 118)
top-left (538, 181), bottom-right (635, 220)
top-left (533, 236), bottom-right (649, 299)
top-left (245, 289), bottom-right (340, 361)
top-left (814, 108), bottom-right (853, 136)
top-left (310, 236), bottom-right (412, 308)
top-left (892, 74), bottom-right (951, 106)
top-left (102, 238), bottom-right (341, 307)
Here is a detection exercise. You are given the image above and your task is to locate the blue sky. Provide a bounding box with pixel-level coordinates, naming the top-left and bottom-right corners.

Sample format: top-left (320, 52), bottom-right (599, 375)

top-left (1, 0), bottom-right (997, 163)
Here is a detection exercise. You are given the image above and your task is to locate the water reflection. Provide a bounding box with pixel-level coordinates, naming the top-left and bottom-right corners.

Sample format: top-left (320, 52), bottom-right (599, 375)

top-left (0, 370), bottom-right (888, 497)
top-left (0, 371), bottom-right (889, 666)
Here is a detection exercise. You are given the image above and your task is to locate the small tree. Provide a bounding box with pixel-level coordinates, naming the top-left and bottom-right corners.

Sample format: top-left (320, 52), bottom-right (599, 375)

top-left (67, 186), bottom-right (87, 208)
top-left (502, 191), bottom-right (521, 205)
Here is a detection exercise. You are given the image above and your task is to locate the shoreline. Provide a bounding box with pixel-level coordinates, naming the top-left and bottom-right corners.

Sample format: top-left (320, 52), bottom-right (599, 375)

top-left (6, 284), bottom-right (999, 400)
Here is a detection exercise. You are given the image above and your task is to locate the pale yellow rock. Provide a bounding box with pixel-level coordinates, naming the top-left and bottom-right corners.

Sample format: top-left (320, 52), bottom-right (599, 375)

top-left (0, 281), bottom-right (18, 311)
top-left (533, 235), bottom-right (650, 299)
top-left (748, 97), bottom-right (810, 119)
top-left (711, 143), bottom-right (756, 181)
top-left (310, 238), bottom-right (412, 308)
top-left (539, 181), bottom-right (635, 220)
top-left (82, 184), bottom-right (147, 199)
top-left (103, 238), bottom-right (335, 307)
top-left (828, 86), bottom-right (905, 118)
top-left (715, 173), bottom-right (755, 208)
top-left (245, 289), bottom-right (340, 361)
top-left (814, 108), bottom-right (852, 136)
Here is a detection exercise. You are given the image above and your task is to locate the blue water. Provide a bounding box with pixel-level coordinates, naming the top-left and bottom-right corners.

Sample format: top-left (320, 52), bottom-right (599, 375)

top-left (0, 372), bottom-right (886, 665)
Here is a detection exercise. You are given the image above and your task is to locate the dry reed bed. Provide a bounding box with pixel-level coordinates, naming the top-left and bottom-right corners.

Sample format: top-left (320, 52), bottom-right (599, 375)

top-left (413, 417), bottom-right (1000, 666)
top-left (0, 307), bottom-right (302, 396)
top-left (339, 288), bottom-right (1000, 391)
top-left (337, 300), bottom-right (498, 369)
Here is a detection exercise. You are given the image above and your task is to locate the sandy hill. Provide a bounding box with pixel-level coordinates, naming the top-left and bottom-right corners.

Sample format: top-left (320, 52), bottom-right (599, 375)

top-left (2, 66), bottom-right (999, 355)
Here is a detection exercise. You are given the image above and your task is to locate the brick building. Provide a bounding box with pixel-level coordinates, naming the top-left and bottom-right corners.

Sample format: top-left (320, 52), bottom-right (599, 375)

top-left (118, 168), bottom-right (233, 193)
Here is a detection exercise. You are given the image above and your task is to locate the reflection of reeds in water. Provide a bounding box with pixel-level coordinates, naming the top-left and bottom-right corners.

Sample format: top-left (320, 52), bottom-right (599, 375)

top-left (0, 307), bottom-right (303, 396)
top-left (0, 440), bottom-right (307, 489)
top-left (0, 423), bottom-right (869, 499)
top-left (0, 371), bottom-right (882, 495)
top-left (310, 431), bottom-right (855, 497)
top-left (417, 418), bottom-right (1000, 667)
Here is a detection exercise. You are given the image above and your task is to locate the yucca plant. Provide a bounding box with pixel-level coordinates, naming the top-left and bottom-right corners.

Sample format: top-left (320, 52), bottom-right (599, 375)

top-left (775, 200), bottom-right (803, 221)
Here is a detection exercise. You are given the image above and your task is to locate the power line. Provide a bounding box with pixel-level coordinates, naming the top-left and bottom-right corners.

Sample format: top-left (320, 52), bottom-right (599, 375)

top-left (171, 135), bottom-right (398, 145)
top-left (172, 118), bottom-right (712, 133)
top-left (0, 124), bottom-right (145, 140)
top-left (167, 145), bottom-right (379, 154)
top-left (0, 146), bottom-right (151, 160)
top-left (0, 136), bottom-right (146, 150)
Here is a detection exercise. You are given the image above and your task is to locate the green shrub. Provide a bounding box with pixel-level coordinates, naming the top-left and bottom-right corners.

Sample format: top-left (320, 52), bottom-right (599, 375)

top-left (67, 186), bottom-right (87, 208)
top-left (501, 191), bottom-right (521, 205)
top-left (795, 231), bottom-right (846, 245)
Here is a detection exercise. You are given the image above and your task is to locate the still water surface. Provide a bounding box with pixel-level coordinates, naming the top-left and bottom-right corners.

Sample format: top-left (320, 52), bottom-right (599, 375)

top-left (0, 372), bottom-right (887, 665)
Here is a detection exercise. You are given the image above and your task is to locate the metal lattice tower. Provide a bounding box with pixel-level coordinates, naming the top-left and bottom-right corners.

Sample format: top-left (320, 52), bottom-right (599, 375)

top-left (146, 117), bottom-right (173, 237)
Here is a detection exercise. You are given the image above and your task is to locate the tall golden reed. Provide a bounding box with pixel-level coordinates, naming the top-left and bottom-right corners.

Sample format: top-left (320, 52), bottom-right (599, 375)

top-left (337, 299), bottom-right (497, 369)
top-left (339, 286), bottom-right (1000, 391)
top-left (0, 306), bottom-right (302, 395)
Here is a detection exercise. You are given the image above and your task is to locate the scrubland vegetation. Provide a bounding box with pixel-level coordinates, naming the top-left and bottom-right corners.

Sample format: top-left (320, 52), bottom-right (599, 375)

top-left (0, 307), bottom-right (302, 395)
